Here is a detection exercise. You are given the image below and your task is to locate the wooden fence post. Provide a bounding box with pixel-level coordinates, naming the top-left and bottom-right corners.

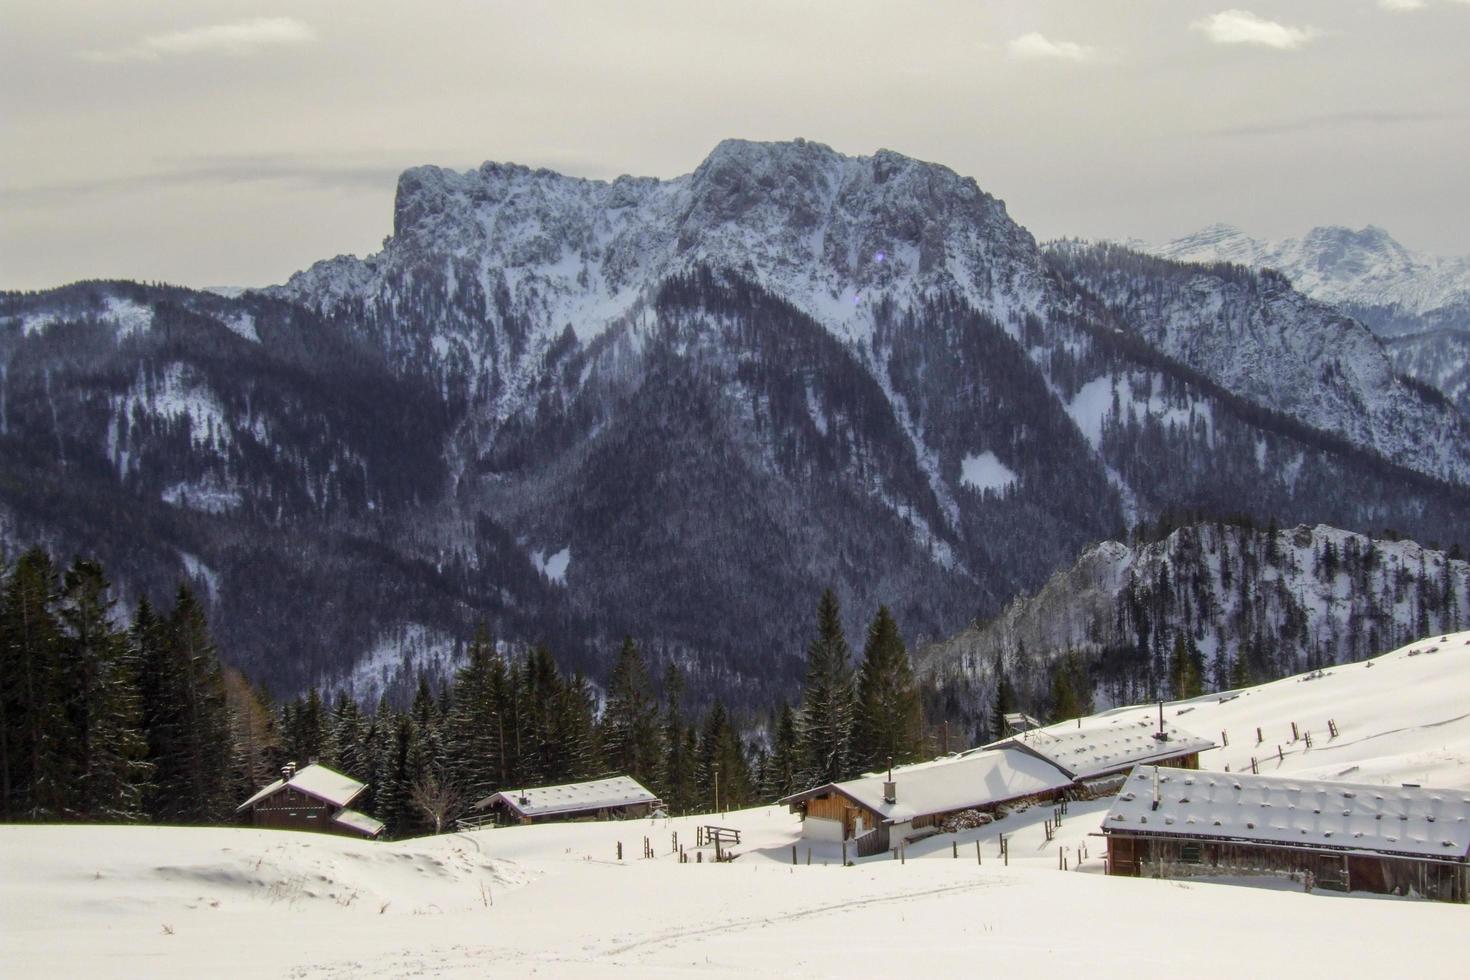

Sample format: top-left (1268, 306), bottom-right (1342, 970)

top-left (1221, 730), bottom-right (1229, 747)
top-left (976, 840), bottom-right (982, 865)
top-left (792, 845), bottom-right (797, 865)
top-left (617, 842), bottom-right (622, 861)
top-left (953, 841), bottom-right (958, 859)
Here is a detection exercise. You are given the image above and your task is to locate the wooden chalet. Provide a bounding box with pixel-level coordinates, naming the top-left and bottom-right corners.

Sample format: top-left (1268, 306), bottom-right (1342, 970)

top-left (236, 762), bottom-right (385, 839)
top-left (1103, 766), bottom-right (1470, 903)
top-left (779, 747), bottom-right (1075, 857)
top-left (470, 776), bottom-right (661, 826)
top-left (990, 710), bottom-right (1213, 793)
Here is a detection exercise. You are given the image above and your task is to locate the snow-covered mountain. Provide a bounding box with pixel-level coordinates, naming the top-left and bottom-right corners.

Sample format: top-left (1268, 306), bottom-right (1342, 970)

top-left (1138, 223), bottom-right (1470, 338)
top-left (916, 520), bottom-right (1469, 715)
top-left (1047, 242), bottom-right (1470, 484)
top-left (5, 141), bottom-right (1470, 705)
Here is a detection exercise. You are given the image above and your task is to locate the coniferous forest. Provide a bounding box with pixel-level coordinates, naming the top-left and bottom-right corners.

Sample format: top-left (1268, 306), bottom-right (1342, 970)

top-left (0, 546), bottom-right (933, 838)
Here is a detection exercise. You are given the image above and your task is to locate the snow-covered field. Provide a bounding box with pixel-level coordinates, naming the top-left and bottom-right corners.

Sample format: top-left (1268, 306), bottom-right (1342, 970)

top-left (5, 633), bottom-right (1469, 978)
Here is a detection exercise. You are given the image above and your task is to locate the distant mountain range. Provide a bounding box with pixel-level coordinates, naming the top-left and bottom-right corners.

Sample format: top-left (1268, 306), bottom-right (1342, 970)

top-left (3, 140), bottom-right (1468, 707)
top-left (1129, 224), bottom-right (1470, 417)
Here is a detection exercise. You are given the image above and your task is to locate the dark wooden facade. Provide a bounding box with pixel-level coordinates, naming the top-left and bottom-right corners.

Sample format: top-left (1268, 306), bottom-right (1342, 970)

top-left (1106, 831), bottom-right (1469, 903)
top-left (244, 785), bottom-right (341, 834)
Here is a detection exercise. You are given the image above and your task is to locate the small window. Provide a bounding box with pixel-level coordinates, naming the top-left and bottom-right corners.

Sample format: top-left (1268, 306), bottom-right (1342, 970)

top-left (1180, 843), bottom-right (1202, 864)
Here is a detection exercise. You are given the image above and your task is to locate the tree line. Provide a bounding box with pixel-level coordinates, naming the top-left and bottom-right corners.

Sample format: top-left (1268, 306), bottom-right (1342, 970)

top-left (1, 546), bottom-right (930, 838)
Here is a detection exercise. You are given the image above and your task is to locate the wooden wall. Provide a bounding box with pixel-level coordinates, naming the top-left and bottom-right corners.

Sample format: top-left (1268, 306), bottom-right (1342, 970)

top-left (1106, 832), bottom-right (1468, 903)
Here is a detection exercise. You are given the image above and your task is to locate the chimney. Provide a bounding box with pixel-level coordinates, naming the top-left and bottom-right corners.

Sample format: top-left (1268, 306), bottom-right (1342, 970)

top-left (1151, 768), bottom-right (1161, 811)
top-left (1153, 700), bottom-right (1169, 741)
top-left (281, 762), bottom-right (297, 783)
top-left (883, 758), bottom-right (897, 804)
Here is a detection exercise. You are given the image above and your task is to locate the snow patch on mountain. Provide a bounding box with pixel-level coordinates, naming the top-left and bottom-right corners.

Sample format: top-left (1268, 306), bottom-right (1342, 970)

top-left (178, 550), bottom-right (221, 604)
top-left (531, 547), bottom-right (571, 586)
top-left (335, 624), bottom-right (459, 704)
top-left (959, 451), bottom-right (1016, 494)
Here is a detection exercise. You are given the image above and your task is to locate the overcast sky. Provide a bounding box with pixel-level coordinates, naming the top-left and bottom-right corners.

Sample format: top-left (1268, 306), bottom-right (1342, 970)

top-left (3, 0), bottom-right (1467, 290)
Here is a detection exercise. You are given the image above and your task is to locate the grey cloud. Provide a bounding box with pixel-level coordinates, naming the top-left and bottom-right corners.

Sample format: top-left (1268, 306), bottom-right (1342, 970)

top-left (0, 156), bottom-right (410, 206)
top-left (1209, 110), bottom-right (1460, 137)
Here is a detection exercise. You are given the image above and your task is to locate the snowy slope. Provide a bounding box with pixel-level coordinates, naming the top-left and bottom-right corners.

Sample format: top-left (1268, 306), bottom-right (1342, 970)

top-left (3, 632), bottom-right (1467, 978)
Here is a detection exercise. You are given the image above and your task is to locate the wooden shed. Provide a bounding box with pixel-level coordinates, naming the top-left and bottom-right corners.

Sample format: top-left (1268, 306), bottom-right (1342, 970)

top-left (779, 747), bottom-right (1076, 857)
top-left (469, 776), bottom-right (661, 826)
top-left (1102, 766), bottom-right (1470, 903)
top-left (236, 762), bottom-right (385, 839)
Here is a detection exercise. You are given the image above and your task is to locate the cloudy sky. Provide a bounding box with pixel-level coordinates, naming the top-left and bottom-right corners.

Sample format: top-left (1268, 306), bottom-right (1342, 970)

top-left (3, 0), bottom-right (1467, 290)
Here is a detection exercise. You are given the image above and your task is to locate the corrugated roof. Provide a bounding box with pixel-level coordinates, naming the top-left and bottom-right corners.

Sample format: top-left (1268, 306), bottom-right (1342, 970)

top-left (332, 808), bottom-right (386, 838)
top-left (994, 716), bottom-right (1214, 780)
top-left (1105, 766), bottom-right (1470, 861)
top-left (474, 776), bottom-right (660, 818)
top-left (235, 764), bottom-right (367, 812)
top-left (782, 747), bottom-right (1074, 824)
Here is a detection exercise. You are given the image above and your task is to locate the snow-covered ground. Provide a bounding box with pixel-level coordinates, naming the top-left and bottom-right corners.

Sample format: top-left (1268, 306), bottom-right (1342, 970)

top-left (4, 632), bottom-right (1468, 978)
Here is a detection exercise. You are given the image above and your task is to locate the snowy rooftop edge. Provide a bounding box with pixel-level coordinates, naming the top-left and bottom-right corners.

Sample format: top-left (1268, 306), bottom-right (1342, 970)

top-left (1104, 766), bottom-right (1470, 861)
top-left (994, 717), bottom-right (1215, 781)
top-left (473, 776), bottom-right (660, 817)
top-left (782, 746), bottom-right (1074, 824)
top-left (236, 763), bottom-right (367, 812)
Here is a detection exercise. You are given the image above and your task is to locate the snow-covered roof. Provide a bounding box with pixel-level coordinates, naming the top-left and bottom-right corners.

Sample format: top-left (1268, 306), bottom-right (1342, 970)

top-left (474, 776), bottom-right (660, 819)
top-left (993, 715), bottom-right (1214, 781)
top-left (1105, 766), bottom-right (1470, 862)
top-left (332, 808), bottom-right (386, 838)
top-left (782, 747), bottom-right (1075, 824)
top-left (236, 764), bottom-right (367, 812)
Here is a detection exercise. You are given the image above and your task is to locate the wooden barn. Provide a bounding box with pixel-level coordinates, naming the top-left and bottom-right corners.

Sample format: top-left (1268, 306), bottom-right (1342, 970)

top-left (236, 762), bottom-right (385, 839)
top-left (992, 711), bottom-right (1213, 793)
top-left (1103, 766), bottom-right (1470, 903)
top-left (779, 747), bottom-right (1075, 857)
top-left (469, 776), bottom-right (661, 826)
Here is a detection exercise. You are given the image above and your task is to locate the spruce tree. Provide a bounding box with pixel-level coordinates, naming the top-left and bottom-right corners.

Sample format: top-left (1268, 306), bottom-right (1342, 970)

top-left (142, 585), bottom-right (230, 823)
top-left (797, 589), bottom-right (855, 785)
top-left (989, 653), bottom-right (1016, 742)
top-left (763, 702), bottom-right (800, 801)
top-left (658, 664), bottom-right (695, 813)
top-left (445, 627), bottom-right (503, 803)
top-left (850, 605), bottom-right (923, 772)
top-left (0, 548), bottom-right (68, 819)
top-left (58, 559), bottom-right (150, 820)
top-left (600, 637), bottom-right (659, 784)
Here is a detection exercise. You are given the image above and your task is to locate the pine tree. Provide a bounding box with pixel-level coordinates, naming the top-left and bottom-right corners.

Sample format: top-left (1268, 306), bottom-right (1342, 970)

top-left (0, 548), bottom-right (69, 819)
top-left (696, 701), bottom-right (751, 813)
top-left (142, 585), bottom-right (230, 823)
top-left (797, 589), bottom-right (855, 784)
top-left (989, 653), bottom-right (1016, 742)
top-left (763, 702), bottom-right (800, 801)
top-left (850, 606), bottom-right (923, 772)
top-left (58, 559), bottom-right (150, 820)
top-left (445, 626), bottom-right (503, 803)
top-left (600, 637), bottom-right (659, 784)
top-left (658, 664), bottom-right (696, 813)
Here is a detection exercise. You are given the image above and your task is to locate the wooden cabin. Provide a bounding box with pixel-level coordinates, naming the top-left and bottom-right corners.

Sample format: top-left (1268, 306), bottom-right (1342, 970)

top-left (469, 776), bottom-right (661, 826)
top-left (236, 762), bottom-right (385, 839)
top-left (1102, 766), bottom-right (1470, 903)
top-left (779, 747), bottom-right (1076, 857)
